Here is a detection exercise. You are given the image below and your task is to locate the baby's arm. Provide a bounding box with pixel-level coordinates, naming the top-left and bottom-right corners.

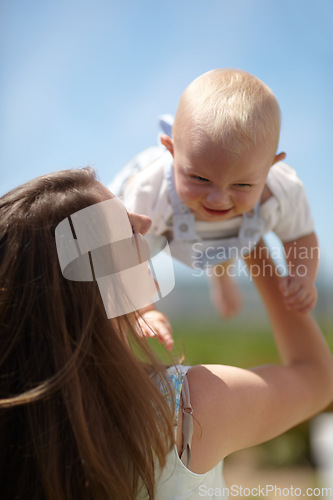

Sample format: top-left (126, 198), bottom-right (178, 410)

top-left (279, 232), bottom-right (319, 313)
top-left (136, 229), bottom-right (175, 350)
top-left (209, 261), bottom-right (243, 319)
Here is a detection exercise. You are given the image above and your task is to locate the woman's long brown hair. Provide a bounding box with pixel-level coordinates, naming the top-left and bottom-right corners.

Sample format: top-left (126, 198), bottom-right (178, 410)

top-left (0, 168), bottom-right (175, 499)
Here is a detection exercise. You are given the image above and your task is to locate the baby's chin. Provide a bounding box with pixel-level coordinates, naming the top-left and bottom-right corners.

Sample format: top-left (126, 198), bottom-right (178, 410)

top-left (193, 212), bottom-right (235, 222)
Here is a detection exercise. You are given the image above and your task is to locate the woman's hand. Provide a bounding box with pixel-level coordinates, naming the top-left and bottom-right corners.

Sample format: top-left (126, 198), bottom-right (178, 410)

top-left (137, 309), bottom-right (174, 351)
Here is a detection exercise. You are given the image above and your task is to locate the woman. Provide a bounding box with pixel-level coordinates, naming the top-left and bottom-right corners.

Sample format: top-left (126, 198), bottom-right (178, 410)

top-left (1, 167), bottom-right (332, 499)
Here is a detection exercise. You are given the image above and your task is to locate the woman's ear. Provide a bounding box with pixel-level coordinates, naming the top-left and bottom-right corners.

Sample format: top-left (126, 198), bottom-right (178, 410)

top-left (160, 134), bottom-right (174, 157)
top-left (272, 152), bottom-right (286, 165)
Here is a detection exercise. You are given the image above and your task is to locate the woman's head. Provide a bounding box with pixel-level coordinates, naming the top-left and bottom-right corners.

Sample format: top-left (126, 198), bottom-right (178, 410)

top-left (0, 168), bottom-right (174, 499)
top-left (55, 194), bottom-right (156, 320)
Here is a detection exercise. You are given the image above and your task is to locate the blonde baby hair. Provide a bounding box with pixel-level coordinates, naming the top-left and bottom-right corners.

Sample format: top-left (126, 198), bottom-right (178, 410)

top-left (173, 68), bottom-right (281, 156)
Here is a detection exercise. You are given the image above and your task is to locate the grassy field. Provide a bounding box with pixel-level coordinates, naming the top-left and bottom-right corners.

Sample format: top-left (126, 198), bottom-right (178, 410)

top-left (149, 315), bottom-right (333, 373)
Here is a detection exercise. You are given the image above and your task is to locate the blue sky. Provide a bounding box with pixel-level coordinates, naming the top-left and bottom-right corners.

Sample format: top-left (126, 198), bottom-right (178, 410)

top-left (1, 0), bottom-right (333, 278)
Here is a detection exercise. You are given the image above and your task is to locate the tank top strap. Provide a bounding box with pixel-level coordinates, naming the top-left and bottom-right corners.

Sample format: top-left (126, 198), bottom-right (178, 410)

top-left (165, 365), bottom-right (194, 468)
top-left (164, 365), bottom-right (191, 421)
top-left (180, 373), bottom-right (194, 468)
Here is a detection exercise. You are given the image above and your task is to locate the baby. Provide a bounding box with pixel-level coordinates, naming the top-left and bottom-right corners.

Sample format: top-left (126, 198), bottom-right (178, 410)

top-left (111, 69), bottom-right (319, 347)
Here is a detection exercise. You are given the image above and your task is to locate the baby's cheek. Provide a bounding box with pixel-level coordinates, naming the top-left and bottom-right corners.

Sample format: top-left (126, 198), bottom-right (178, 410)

top-left (179, 184), bottom-right (203, 203)
top-left (237, 191), bottom-right (260, 211)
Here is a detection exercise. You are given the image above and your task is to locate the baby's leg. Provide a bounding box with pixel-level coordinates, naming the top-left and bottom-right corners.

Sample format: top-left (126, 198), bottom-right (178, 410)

top-left (209, 260), bottom-right (243, 318)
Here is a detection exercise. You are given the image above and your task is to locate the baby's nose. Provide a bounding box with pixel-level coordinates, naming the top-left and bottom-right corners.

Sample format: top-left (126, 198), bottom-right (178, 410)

top-left (205, 188), bottom-right (231, 207)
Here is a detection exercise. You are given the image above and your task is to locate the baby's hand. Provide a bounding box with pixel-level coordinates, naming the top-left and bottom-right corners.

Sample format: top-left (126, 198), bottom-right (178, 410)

top-left (279, 275), bottom-right (318, 314)
top-left (137, 310), bottom-right (174, 351)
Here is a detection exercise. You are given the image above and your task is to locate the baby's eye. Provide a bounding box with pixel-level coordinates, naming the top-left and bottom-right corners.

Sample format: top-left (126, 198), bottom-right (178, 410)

top-left (235, 183), bottom-right (252, 188)
top-left (191, 175), bottom-right (210, 182)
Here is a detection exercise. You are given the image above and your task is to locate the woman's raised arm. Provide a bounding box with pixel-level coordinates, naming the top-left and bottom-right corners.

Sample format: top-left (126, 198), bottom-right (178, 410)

top-left (183, 241), bottom-right (333, 473)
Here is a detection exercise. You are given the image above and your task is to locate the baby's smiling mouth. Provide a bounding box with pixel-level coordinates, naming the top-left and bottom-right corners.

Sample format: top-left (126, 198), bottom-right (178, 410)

top-left (201, 205), bottom-right (232, 216)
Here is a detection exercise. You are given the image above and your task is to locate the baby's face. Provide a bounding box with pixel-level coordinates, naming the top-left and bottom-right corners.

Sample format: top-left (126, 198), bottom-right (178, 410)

top-left (172, 137), bottom-right (275, 222)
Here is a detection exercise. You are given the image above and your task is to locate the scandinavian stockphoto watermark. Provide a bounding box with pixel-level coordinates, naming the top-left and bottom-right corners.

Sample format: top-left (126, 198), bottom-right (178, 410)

top-left (55, 198), bottom-right (175, 319)
top-left (198, 484), bottom-right (333, 497)
top-left (191, 241), bottom-right (320, 279)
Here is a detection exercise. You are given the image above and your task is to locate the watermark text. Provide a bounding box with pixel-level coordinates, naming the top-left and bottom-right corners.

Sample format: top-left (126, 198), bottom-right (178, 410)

top-left (199, 484), bottom-right (332, 497)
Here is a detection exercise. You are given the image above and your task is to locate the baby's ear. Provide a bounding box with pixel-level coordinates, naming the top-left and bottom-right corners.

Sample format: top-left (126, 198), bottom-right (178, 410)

top-left (272, 152), bottom-right (286, 165)
top-left (160, 134), bottom-right (174, 156)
